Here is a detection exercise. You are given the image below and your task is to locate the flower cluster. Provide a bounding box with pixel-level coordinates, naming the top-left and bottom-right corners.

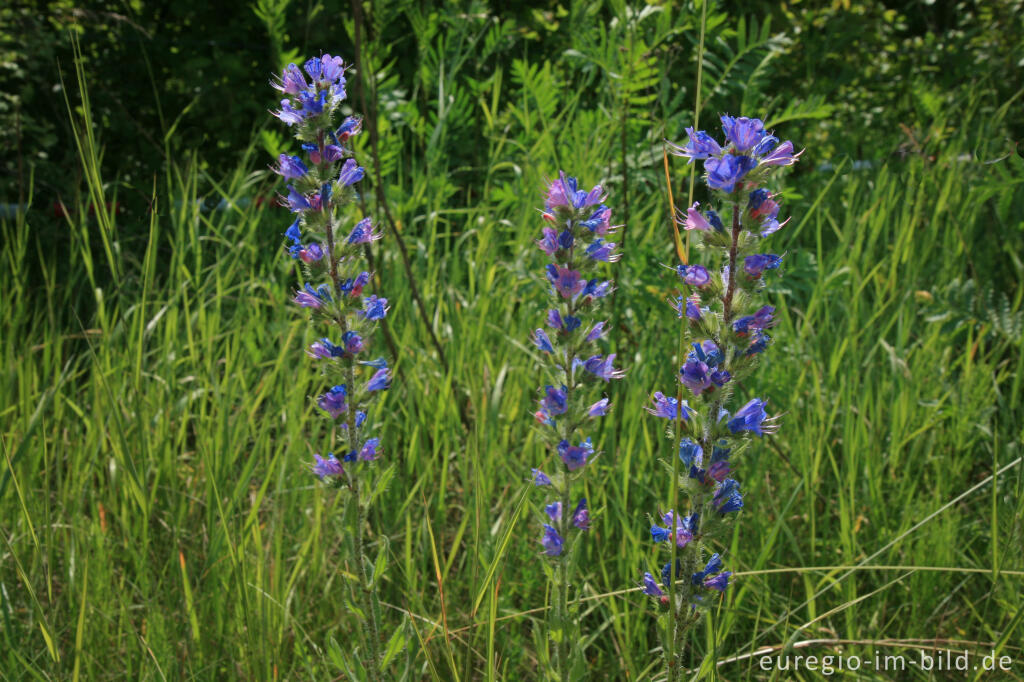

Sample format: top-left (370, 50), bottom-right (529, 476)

top-left (640, 116), bottom-right (797, 630)
top-left (529, 173), bottom-right (623, 556)
top-left (270, 56), bottom-right (390, 486)
top-left (528, 172), bottom-right (622, 678)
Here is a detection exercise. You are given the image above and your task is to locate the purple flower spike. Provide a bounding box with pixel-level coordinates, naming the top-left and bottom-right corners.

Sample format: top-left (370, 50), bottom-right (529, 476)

top-left (689, 339), bottom-right (724, 367)
top-left (583, 354), bottom-right (625, 382)
top-left (293, 291), bottom-right (322, 308)
top-left (338, 158), bottom-right (365, 186)
top-left (312, 453), bottom-right (344, 479)
top-left (675, 528), bottom-right (693, 548)
top-left (747, 189), bottom-right (775, 216)
top-left (299, 243), bottom-right (324, 263)
top-left (712, 478), bottom-right (744, 514)
top-left (760, 140), bottom-right (802, 166)
top-left (707, 459), bottom-right (732, 483)
top-left (336, 115), bottom-right (362, 140)
top-left (533, 329), bottom-right (555, 353)
top-left (691, 553), bottom-right (724, 586)
top-left (641, 572), bottom-right (665, 597)
top-left (667, 127), bottom-right (723, 163)
top-left (349, 272), bottom-right (371, 298)
top-left (582, 184), bottom-right (604, 208)
top-left (358, 437), bottom-right (381, 461)
top-left (303, 56), bottom-right (323, 81)
top-left (753, 135), bottom-right (779, 157)
top-left (733, 305), bottom-right (775, 335)
top-left (580, 205), bottom-right (613, 235)
top-left (541, 524), bottom-right (563, 556)
top-left (317, 54), bottom-right (347, 86)
top-left (663, 559), bottom-right (683, 588)
top-left (537, 227), bottom-right (560, 256)
top-left (545, 172), bottom-right (575, 210)
top-left (587, 398), bottom-right (610, 417)
top-left (582, 279), bottom-right (612, 301)
top-left (541, 385), bottom-right (569, 416)
top-left (274, 154), bottom-right (308, 180)
top-left (651, 525), bottom-right (671, 543)
top-left (532, 469), bottom-right (552, 486)
top-left (679, 359), bottom-right (713, 396)
top-left (585, 322), bottom-right (606, 342)
top-left (366, 368), bottom-right (391, 392)
top-left (677, 264), bottom-right (711, 287)
top-left (284, 219), bottom-right (302, 244)
top-left (557, 229), bottom-right (574, 251)
top-left (745, 330), bottom-right (771, 356)
top-left (343, 331), bottom-right (364, 354)
top-left (720, 115), bottom-right (766, 152)
top-left (546, 308), bottom-right (564, 330)
top-left (347, 217), bottom-right (382, 244)
top-left (272, 63), bottom-right (308, 94)
top-left (760, 217), bottom-right (789, 237)
top-left (685, 296), bottom-right (703, 321)
top-left (321, 145), bottom-right (344, 163)
top-left (655, 510), bottom-right (695, 549)
top-left (273, 98), bottom-right (306, 126)
top-left (546, 265), bottom-right (586, 299)
top-left (545, 501), bottom-right (562, 521)
top-left (678, 438), bottom-right (704, 469)
top-left (309, 339), bottom-right (338, 359)
top-left (558, 438), bottom-right (593, 471)
top-left (645, 392), bottom-right (693, 420)
top-left (704, 155), bottom-right (758, 193)
top-left (586, 239), bottom-right (621, 262)
top-left (317, 384), bottom-right (348, 419)
top-left (298, 89), bottom-right (326, 115)
top-left (285, 185), bottom-right (311, 212)
top-left (359, 295), bottom-right (389, 321)
top-left (704, 571), bottom-right (732, 593)
top-left (294, 282), bottom-right (331, 308)
top-left (306, 340), bottom-right (335, 359)
top-left (727, 398), bottom-right (771, 436)
top-left (706, 210), bottom-right (726, 232)
top-left (572, 498), bottom-right (590, 530)
top-left (681, 202), bottom-right (712, 231)
top-left (744, 254), bottom-right (783, 278)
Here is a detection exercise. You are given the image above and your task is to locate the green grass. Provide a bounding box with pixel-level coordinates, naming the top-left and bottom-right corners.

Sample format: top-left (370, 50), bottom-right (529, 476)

top-left (3, 21), bottom-right (1024, 682)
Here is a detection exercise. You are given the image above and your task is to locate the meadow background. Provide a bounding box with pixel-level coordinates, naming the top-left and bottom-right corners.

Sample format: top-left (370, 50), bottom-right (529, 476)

top-left (2, 0), bottom-right (1024, 679)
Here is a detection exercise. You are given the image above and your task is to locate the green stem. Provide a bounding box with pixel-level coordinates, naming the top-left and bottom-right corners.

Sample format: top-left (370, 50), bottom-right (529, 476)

top-left (702, 200), bottom-right (741, 457)
top-left (354, 496), bottom-right (383, 682)
top-left (723, 201), bottom-right (741, 326)
top-left (319, 129), bottom-right (383, 680)
top-left (556, 243), bottom-right (579, 682)
top-left (558, 504), bottom-right (570, 682)
top-left (667, 322), bottom-right (687, 682)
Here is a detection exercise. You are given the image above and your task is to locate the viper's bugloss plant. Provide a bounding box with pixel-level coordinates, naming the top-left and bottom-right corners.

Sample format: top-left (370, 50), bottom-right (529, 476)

top-left (529, 173), bottom-right (622, 680)
top-left (640, 116), bottom-right (800, 679)
top-left (271, 55), bottom-right (392, 680)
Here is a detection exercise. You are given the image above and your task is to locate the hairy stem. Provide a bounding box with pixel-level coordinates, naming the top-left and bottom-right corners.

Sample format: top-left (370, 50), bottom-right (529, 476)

top-left (320, 129), bottom-right (383, 680)
top-left (723, 200), bottom-right (741, 325)
top-left (555, 242), bottom-right (579, 681)
top-left (354, 496), bottom-right (382, 681)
